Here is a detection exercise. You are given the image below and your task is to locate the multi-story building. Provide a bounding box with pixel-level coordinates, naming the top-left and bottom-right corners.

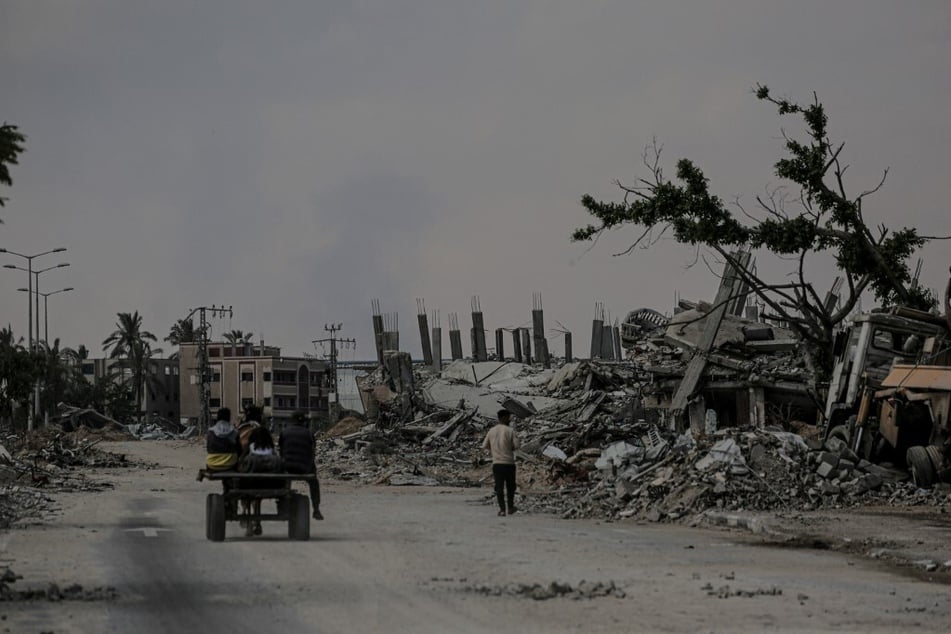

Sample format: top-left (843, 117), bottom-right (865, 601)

top-left (177, 341), bottom-right (329, 428)
top-left (79, 357), bottom-right (181, 422)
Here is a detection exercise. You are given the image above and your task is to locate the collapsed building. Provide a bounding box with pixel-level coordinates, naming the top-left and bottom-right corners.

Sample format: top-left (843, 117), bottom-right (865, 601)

top-left (323, 269), bottom-right (951, 523)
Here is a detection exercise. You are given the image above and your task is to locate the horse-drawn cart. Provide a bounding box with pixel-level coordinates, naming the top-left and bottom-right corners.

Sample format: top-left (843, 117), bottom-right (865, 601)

top-left (197, 470), bottom-right (316, 541)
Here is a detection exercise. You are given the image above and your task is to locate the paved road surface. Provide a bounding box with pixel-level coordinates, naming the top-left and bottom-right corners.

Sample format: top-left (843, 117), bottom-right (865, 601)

top-left (3, 441), bottom-right (951, 633)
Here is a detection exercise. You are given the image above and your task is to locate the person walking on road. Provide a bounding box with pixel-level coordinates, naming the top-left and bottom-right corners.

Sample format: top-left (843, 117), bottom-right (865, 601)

top-left (279, 411), bottom-right (324, 520)
top-left (482, 409), bottom-right (520, 517)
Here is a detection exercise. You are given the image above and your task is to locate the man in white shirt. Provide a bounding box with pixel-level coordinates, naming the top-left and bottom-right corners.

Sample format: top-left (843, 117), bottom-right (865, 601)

top-left (482, 409), bottom-right (520, 516)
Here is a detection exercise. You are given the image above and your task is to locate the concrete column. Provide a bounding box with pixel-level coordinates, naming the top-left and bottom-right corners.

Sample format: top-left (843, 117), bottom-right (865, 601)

top-left (372, 314), bottom-right (384, 365)
top-left (564, 332), bottom-right (572, 363)
top-left (449, 329), bottom-right (463, 360)
top-left (521, 328), bottom-right (533, 365)
top-left (532, 309), bottom-right (548, 367)
top-left (749, 387), bottom-right (766, 429)
top-left (431, 327), bottom-right (443, 372)
top-left (590, 318), bottom-right (603, 359)
top-left (601, 324), bottom-right (613, 360)
top-left (613, 325), bottom-right (622, 361)
top-left (512, 330), bottom-right (523, 363)
top-left (471, 311), bottom-right (487, 362)
top-left (495, 328), bottom-right (505, 361)
top-left (418, 313), bottom-right (433, 365)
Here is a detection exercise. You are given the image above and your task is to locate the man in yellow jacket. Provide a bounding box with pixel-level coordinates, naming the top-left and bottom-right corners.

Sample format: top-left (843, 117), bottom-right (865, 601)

top-left (482, 409), bottom-right (520, 516)
top-left (205, 407), bottom-right (240, 470)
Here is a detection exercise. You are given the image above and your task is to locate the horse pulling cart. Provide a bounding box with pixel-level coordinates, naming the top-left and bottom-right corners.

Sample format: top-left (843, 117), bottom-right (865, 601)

top-left (197, 470), bottom-right (316, 541)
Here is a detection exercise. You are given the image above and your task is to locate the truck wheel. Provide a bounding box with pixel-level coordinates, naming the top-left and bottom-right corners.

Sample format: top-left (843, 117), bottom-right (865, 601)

top-left (925, 445), bottom-right (944, 471)
top-left (907, 446), bottom-right (937, 488)
top-left (288, 493), bottom-right (310, 541)
top-left (208, 493), bottom-right (226, 542)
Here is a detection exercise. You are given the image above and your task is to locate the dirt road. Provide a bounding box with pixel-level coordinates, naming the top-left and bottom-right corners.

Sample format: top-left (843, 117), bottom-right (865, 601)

top-left (3, 440), bottom-right (951, 633)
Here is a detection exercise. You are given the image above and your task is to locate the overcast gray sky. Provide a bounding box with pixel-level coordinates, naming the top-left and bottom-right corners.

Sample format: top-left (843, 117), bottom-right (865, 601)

top-left (2, 1), bottom-right (949, 360)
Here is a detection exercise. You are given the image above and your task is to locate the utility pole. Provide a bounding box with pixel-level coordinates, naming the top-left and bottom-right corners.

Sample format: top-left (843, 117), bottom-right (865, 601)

top-left (313, 323), bottom-right (355, 408)
top-left (183, 304), bottom-right (232, 432)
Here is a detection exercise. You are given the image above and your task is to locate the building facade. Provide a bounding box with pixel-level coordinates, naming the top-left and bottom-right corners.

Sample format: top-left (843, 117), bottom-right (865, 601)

top-left (177, 341), bottom-right (329, 427)
top-left (80, 357), bottom-right (181, 422)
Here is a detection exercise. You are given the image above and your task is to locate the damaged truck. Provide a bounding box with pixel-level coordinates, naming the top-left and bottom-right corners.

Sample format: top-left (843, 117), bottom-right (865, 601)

top-left (823, 272), bottom-right (951, 486)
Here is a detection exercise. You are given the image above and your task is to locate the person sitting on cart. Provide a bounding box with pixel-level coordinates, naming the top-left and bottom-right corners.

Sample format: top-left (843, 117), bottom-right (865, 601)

top-left (205, 407), bottom-right (239, 471)
top-left (279, 410), bottom-right (324, 520)
top-left (241, 426), bottom-right (283, 474)
top-left (237, 404), bottom-right (264, 458)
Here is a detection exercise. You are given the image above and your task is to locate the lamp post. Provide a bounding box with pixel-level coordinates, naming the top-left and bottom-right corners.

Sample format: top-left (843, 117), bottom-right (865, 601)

top-left (17, 286), bottom-right (74, 344)
top-left (4, 262), bottom-right (71, 346)
top-left (0, 247), bottom-right (67, 431)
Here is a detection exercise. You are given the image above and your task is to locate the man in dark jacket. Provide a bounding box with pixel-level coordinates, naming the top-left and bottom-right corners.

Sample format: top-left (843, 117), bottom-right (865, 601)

top-left (279, 411), bottom-right (323, 520)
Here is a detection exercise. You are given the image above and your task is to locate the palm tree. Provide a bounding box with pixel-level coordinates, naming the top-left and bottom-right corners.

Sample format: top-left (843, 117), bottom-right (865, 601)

top-left (36, 338), bottom-right (73, 416)
top-left (0, 326), bottom-right (35, 427)
top-left (164, 318), bottom-right (196, 360)
top-left (165, 318), bottom-right (196, 346)
top-left (223, 329), bottom-right (254, 356)
top-left (103, 311), bottom-right (161, 422)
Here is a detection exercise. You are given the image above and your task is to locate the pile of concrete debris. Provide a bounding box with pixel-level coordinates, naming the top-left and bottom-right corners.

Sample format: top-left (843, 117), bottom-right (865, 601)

top-left (53, 404), bottom-right (197, 441)
top-left (0, 429), bottom-right (138, 527)
top-left (521, 424), bottom-right (942, 522)
top-left (321, 347), bottom-right (949, 522)
top-left (0, 567), bottom-right (118, 602)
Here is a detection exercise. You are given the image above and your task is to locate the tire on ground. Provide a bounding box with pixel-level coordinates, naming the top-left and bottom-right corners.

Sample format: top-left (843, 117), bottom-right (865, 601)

top-left (907, 445), bottom-right (937, 488)
top-left (288, 493), bottom-right (310, 541)
top-left (208, 493), bottom-right (227, 542)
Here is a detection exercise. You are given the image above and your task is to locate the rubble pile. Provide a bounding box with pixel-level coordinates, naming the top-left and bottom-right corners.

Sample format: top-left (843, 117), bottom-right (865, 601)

top-left (0, 567), bottom-right (118, 602)
top-left (0, 429), bottom-right (144, 527)
top-left (462, 579), bottom-right (626, 601)
top-left (321, 345), bottom-right (951, 524)
top-left (521, 425), bottom-right (943, 522)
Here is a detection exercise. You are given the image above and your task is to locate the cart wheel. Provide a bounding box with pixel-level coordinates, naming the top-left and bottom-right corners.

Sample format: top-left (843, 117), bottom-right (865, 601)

top-left (208, 493), bottom-right (227, 542)
top-left (288, 493), bottom-right (310, 541)
top-left (907, 446), bottom-right (937, 488)
top-left (205, 494), bottom-right (213, 540)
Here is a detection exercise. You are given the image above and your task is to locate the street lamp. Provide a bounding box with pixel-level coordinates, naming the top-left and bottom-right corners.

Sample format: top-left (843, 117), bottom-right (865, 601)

top-left (4, 262), bottom-right (70, 345)
top-left (17, 286), bottom-right (74, 344)
top-left (0, 247), bottom-right (67, 431)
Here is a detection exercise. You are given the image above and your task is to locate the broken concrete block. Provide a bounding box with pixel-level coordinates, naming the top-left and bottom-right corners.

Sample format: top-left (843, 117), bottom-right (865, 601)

top-left (615, 478), bottom-right (638, 501)
top-left (816, 461), bottom-right (836, 479)
top-left (542, 445), bottom-right (568, 461)
top-left (594, 442), bottom-right (643, 471)
top-left (695, 439), bottom-right (748, 475)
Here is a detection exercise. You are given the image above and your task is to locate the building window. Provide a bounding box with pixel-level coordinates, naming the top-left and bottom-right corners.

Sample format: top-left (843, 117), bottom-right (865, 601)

top-left (212, 372), bottom-right (221, 383)
top-left (209, 348), bottom-right (220, 357)
top-left (210, 398), bottom-right (221, 408)
top-left (263, 397), bottom-right (271, 406)
top-left (309, 396), bottom-right (321, 408)
top-left (241, 397), bottom-right (254, 411)
top-left (241, 372), bottom-right (254, 382)
top-left (165, 366), bottom-right (171, 376)
top-left (263, 372), bottom-right (272, 382)
top-left (274, 371), bottom-right (296, 384)
top-left (173, 366), bottom-right (179, 376)
top-left (82, 364), bottom-right (94, 375)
